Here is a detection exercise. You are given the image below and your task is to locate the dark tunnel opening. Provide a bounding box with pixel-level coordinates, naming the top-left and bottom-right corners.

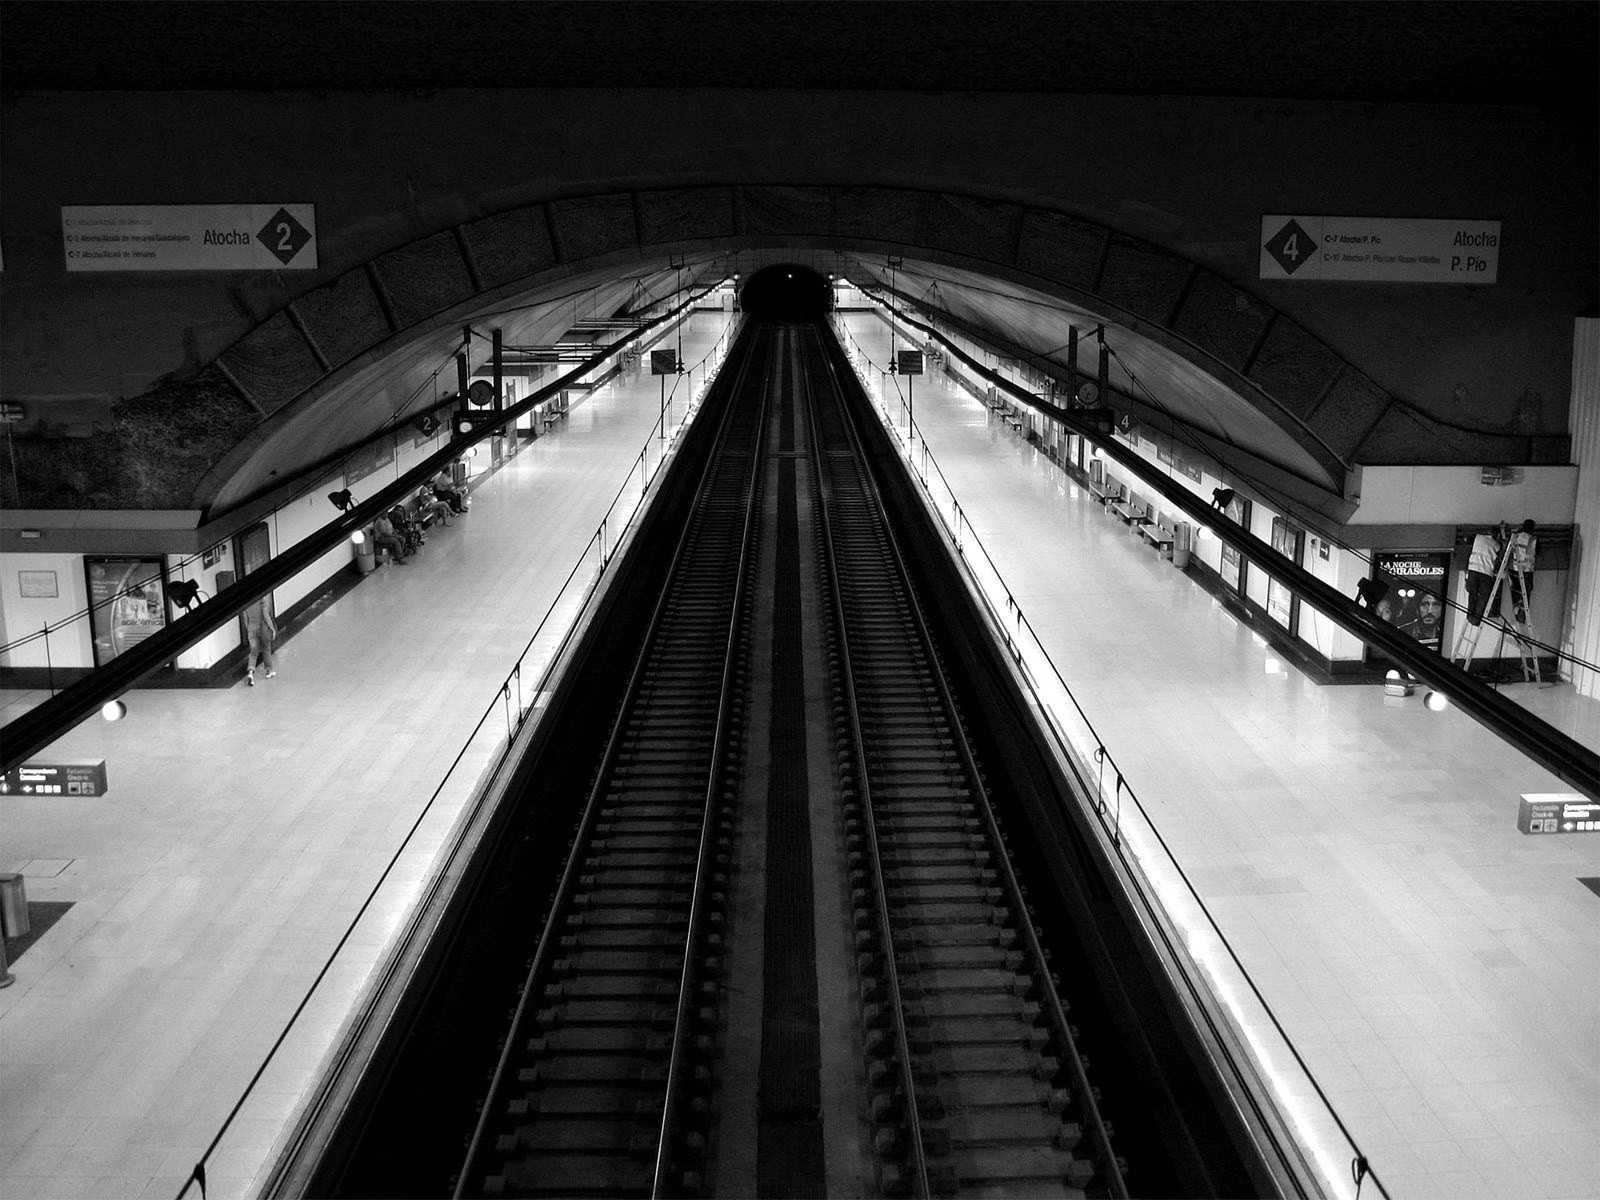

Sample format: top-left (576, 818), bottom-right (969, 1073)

top-left (739, 263), bottom-right (833, 320)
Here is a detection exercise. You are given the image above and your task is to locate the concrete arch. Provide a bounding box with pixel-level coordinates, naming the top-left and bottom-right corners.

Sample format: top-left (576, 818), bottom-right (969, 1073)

top-left (200, 183), bottom-right (1433, 511)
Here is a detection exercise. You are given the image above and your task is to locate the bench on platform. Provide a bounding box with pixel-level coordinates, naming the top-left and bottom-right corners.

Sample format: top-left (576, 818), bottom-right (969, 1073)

top-left (1108, 499), bottom-right (1149, 525)
top-left (1137, 522), bottom-right (1175, 554)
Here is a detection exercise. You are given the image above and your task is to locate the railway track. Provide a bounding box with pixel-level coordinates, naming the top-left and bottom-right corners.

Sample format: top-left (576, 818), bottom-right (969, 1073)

top-left (381, 319), bottom-right (1248, 1199)
top-left (802, 328), bottom-right (1126, 1199)
top-left (455, 328), bottom-right (774, 1198)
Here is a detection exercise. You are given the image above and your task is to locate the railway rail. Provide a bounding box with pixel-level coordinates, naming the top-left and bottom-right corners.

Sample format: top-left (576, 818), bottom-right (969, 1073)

top-left (803, 326), bottom-right (1125, 1199)
top-left (295, 318), bottom-right (1277, 1200)
top-left (454, 328), bottom-right (774, 1198)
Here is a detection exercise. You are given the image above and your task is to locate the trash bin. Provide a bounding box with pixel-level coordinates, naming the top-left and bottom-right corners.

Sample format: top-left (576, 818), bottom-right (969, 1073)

top-left (353, 533), bottom-right (375, 576)
top-left (0, 873), bottom-right (29, 939)
top-left (1173, 522), bottom-right (1193, 570)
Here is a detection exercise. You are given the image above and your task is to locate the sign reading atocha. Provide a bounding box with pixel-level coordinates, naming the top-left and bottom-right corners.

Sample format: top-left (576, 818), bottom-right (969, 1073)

top-left (62, 204), bottom-right (317, 271)
top-left (1259, 214), bottom-right (1500, 284)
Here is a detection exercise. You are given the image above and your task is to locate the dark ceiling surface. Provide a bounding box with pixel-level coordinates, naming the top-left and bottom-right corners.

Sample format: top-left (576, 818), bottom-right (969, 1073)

top-left (2, 0), bottom-right (1594, 523)
top-left (2, 0), bottom-right (1596, 111)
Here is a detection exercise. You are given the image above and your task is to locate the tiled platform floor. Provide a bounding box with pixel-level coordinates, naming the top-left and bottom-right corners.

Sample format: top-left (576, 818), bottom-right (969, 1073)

top-left (2, 307), bottom-right (1595, 1200)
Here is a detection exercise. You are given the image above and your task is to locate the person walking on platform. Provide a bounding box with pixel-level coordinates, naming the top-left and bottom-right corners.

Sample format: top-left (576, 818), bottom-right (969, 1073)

top-left (244, 596), bottom-right (277, 686)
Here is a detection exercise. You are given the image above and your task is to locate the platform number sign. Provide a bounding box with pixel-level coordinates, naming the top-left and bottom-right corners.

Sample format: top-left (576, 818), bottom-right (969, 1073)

top-left (256, 207), bottom-right (312, 266)
top-left (1264, 219), bottom-right (1317, 276)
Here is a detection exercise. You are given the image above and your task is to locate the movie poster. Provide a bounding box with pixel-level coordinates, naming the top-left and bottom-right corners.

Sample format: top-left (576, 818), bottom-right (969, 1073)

top-left (1365, 550), bottom-right (1450, 663)
top-left (85, 557), bottom-right (167, 666)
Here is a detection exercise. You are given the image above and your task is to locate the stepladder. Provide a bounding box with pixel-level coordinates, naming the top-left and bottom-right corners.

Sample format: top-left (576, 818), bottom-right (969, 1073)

top-left (1452, 552), bottom-right (1542, 682)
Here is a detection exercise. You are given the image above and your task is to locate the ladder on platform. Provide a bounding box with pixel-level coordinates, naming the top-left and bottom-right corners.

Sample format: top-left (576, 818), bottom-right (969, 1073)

top-left (1451, 547), bottom-right (1542, 683)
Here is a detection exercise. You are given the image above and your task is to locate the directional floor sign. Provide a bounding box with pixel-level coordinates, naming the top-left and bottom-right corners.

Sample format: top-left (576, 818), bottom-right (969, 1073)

top-left (1260, 215), bottom-right (1500, 283)
top-left (1517, 793), bottom-right (1600, 835)
top-left (62, 204), bottom-right (317, 271)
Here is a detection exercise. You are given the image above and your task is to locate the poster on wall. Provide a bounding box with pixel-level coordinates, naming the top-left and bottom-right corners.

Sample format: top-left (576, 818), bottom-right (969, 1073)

top-left (1365, 550), bottom-right (1450, 663)
top-left (1265, 518), bottom-right (1304, 632)
top-left (85, 557), bottom-right (168, 666)
top-left (1218, 495), bottom-right (1251, 594)
top-left (1155, 432), bottom-right (1205, 483)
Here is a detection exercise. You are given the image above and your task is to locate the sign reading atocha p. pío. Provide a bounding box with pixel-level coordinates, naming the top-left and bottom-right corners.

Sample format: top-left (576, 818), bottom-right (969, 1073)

top-left (62, 204), bottom-right (317, 271)
top-left (1260, 215), bottom-right (1500, 284)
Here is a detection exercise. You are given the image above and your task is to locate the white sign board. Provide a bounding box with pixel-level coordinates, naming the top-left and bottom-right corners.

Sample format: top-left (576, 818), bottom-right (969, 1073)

top-left (62, 204), bottom-right (317, 271)
top-left (1260, 215), bottom-right (1500, 283)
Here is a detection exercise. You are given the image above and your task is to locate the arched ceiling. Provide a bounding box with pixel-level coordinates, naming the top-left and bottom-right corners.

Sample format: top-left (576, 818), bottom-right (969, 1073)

top-left (205, 238), bottom-right (1345, 521)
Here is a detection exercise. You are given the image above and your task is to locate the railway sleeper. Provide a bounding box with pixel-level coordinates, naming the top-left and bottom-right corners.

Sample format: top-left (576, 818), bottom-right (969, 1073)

top-left (583, 836), bottom-right (698, 856)
top-left (494, 1117), bottom-right (658, 1157)
top-left (868, 828), bottom-right (986, 849)
top-left (886, 862), bottom-right (997, 887)
top-left (551, 951), bottom-right (683, 976)
top-left (895, 964), bottom-right (1035, 998)
top-left (922, 1043), bottom-right (1057, 1080)
top-left (561, 927), bottom-right (678, 951)
top-left (886, 882), bottom-right (1003, 906)
top-left (869, 900), bottom-right (1009, 929)
top-left (868, 785), bottom-right (971, 803)
top-left (533, 1001), bottom-right (673, 1029)
top-left (542, 975), bottom-right (677, 1003)
top-left (569, 886), bottom-right (691, 909)
top-left (526, 1027), bottom-right (673, 1057)
top-left (875, 1161), bottom-right (960, 1200)
top-left (560, 908), bottom-right (685, 931)
top-left (950, 1145), bottom-right (1097, 1195)
top-left (902, 944), bottom-right (1023, 974)
top-left (519, 1058), bottom-right (669, 1087)
top-left (505, 1082), bottom-right (665, 1119)
top-left (486, 1152), bottom-right (654, 1196)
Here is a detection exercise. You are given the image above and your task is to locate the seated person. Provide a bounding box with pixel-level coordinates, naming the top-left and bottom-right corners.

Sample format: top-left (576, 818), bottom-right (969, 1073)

top-left (370, 512), bottom-right (409, 564)
top-left (414, 486), bottom-right (454, 527)
top-left (432, 469), bottom-right (468, 515)
top-left (389, 504), bottom-right (424, 553)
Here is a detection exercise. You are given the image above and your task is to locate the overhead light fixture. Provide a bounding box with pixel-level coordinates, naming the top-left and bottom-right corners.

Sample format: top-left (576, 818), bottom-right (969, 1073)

top-left (1423, 691), bottom-right (1449, 712)
top-left (328, 489), bottom-right (354, 512)
top-left (350, 529), bottom-right (366, 545)
top-left (168, 578), bottom-right (202, 611)
top-left (1355, 577), bottom-right (1391, 609)
top-left (101, 699), bottom-right (127, 722)
top-left (1212, 487), bottom-right (1235, 510)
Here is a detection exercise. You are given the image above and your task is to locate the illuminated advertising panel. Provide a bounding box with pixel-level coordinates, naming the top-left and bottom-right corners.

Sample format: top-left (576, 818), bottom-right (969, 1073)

top-left (1364, 550), bottom-right (1449, 664)
top-left (85, 557), bottom-right (168, 667)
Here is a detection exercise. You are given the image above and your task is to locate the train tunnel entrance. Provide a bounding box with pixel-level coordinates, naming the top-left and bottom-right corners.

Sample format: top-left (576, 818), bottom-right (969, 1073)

top-left (739, 263), bottom-right (833, 320)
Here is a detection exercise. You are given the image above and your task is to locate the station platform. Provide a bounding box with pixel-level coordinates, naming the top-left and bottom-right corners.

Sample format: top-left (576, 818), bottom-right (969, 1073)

top-left (1, 307), bottom-right (1595, 1200)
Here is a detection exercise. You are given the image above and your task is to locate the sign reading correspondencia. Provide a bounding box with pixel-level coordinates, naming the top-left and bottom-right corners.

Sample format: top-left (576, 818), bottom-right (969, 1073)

top-left (1260, 215), bottom-right (1500, 283)
top-left (62, 204), bottom-right (317, 271)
